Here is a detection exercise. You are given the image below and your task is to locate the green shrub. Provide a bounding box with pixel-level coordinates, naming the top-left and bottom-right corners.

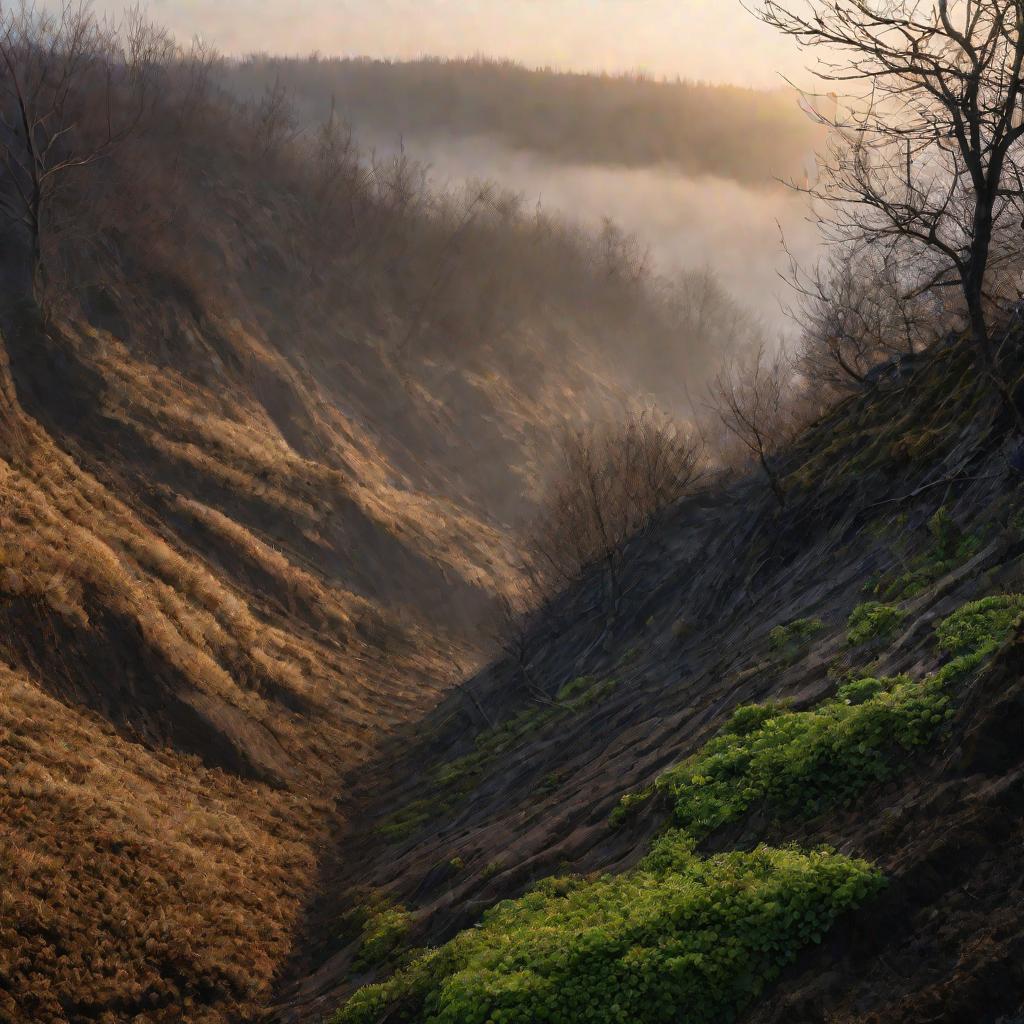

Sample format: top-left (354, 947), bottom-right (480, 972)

top-left (353, 902), bottom-right (412, 971)
top-left (928, 507), bottom-right (967, 560)
top-left (724, 702), bottom-right (787, 735)
top-left (481, 860), bottom-right (504, 880)
top-left (608, 785), bottom-right (654, 828)
top-left (768, 618), bottom-right (825, 653)
top-left (847, 602), bottom-right (906, 645)
top-left (934, 594), bottom-right (1024, 657)
top-left (332, 837), bottom-right (883, 1024)
top-left (641, 593), bottom-right (1021, 840)
top-left (835, 676), bottom-right (885, 705)
top-left (652, 676), bottom-right (948, 839)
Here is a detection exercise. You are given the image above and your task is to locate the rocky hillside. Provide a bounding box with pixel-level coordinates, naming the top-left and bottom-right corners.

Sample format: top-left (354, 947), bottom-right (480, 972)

top-left (274, 338), bottom-right (1024, 1024)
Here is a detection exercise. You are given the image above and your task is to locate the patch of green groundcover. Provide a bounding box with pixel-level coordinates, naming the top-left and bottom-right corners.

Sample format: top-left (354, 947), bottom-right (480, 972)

top-left (380, 677), bottom-right (621, 841)
top-left (846, 601), bottom-right (906, 646)
top-left (935, 594), bottom-right (1024, 660)
top-left (768, 617), bottom-right (826, 653)
top-left (353, 902), bottom-right (412, 971)
top-left (868, 507), bottom-right (982, 602)
top-left (653, 673), bottom-right (949, 838)
top-left (331, 836), bottom-right (882, 1024)
top-left (629, 593), bottom-right (1024, 840)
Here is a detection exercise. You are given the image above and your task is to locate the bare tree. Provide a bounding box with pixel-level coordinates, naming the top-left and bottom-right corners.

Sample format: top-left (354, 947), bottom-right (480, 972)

top-left (175, 34), bottom-right (221, 125)
top-left (487, 577), bottom-right (546, 698)
top-left (708, 343), bottom-right (800, 507)
top-left (524, 409), bottom-right (705, 610)
top-left (790, 246), bottom-right (943, 391)
top-left (312, 94), bottom-right (356, 207)
top-left (749, 0), bottom-right (1024, 411)
top-left (248, 73), bottom-right (298, 158)
top-left (0, 0), bottom-right (150, 311)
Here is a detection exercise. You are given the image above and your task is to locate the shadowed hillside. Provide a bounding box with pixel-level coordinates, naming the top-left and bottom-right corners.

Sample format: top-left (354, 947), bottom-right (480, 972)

top-left (277, 337), bottom-right (1024, 1024)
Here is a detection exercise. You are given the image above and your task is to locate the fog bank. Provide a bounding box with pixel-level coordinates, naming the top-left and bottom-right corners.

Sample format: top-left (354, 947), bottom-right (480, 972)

top-left (364, 130), bottom-right (822, 337)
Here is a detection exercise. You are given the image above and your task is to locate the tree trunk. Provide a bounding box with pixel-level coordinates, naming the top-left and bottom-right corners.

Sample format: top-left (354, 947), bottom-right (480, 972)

top-left (759, 448), bottom-right (786, 508)
top-left (29, 188), bottom-right (49, 321)
top-left (965, 196), bottom-right (1024, 431)
top-left (964, 273), bottom-right (1024, 432)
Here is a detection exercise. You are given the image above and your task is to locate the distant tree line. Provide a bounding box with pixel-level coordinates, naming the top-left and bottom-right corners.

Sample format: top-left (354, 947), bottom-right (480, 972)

top-left (222, 54), bottom-right (819, 186)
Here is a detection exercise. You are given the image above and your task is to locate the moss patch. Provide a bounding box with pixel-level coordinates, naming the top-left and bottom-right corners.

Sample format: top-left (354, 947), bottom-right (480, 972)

top-left (768, 617), bottom-right (826, 659)
top-left (868, 507), bottom-right (981, 602)
top-left (847, 602), bottom-right (906, 646)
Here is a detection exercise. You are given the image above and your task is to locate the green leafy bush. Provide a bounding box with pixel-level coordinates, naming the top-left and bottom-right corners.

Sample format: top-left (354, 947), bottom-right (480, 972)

top-left (608, 785), bottom-right (655, 828)
top-left (768, 618), bottom-right (825, 653)
top-left (637, 593), bottom-right (1021, 839)
top-left (834, 676), bottom-right (885, 705)
top-left (847, 602), bottom-right (906, 645)
top-left (352, 901), bottom-right (412, 971)
top-left (332, 837), bottom-right (882, 1024)
top-left (652, 676), bottom-right (948, 839)
top-left (927, 507), bottom-right (981, 562)
top-left (934, 594), bottom-right (1024, 657)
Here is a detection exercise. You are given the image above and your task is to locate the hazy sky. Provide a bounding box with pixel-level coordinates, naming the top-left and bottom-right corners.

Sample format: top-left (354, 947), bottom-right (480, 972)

top-left (107, 0), bottom-right (804, 87)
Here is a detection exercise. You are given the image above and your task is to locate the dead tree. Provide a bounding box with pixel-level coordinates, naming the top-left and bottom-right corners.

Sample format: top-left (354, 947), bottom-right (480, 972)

top-left (248, 73), bottom-right (299, 158)
top-left (789, 247), bottom-right (943, 392)
top-left (749, 0), bottom-right (1024, 414)
top-left (0, 1), bottom-right (150, 313)
top-left (524, 409), bottom-right (705, 613)
top-left (175, 34), bottom-right (221, 125)
top-left (708, 344), bottom-right (798, 507)
top-left (313, 94), bottom-right (355, 206)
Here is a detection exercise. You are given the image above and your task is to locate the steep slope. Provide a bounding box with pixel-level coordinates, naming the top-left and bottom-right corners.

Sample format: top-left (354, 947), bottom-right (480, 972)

top-left (0, 309), bottom-right (469, 1021)
top-left (0, 239), bottom-right (640, 1019)
top-left (276, 338), bottom-right (1024, 1024)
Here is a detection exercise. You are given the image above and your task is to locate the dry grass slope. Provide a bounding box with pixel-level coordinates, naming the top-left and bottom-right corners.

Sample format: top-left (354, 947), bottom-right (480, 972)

top-left (0, 660), bottom-right (323, 1024)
